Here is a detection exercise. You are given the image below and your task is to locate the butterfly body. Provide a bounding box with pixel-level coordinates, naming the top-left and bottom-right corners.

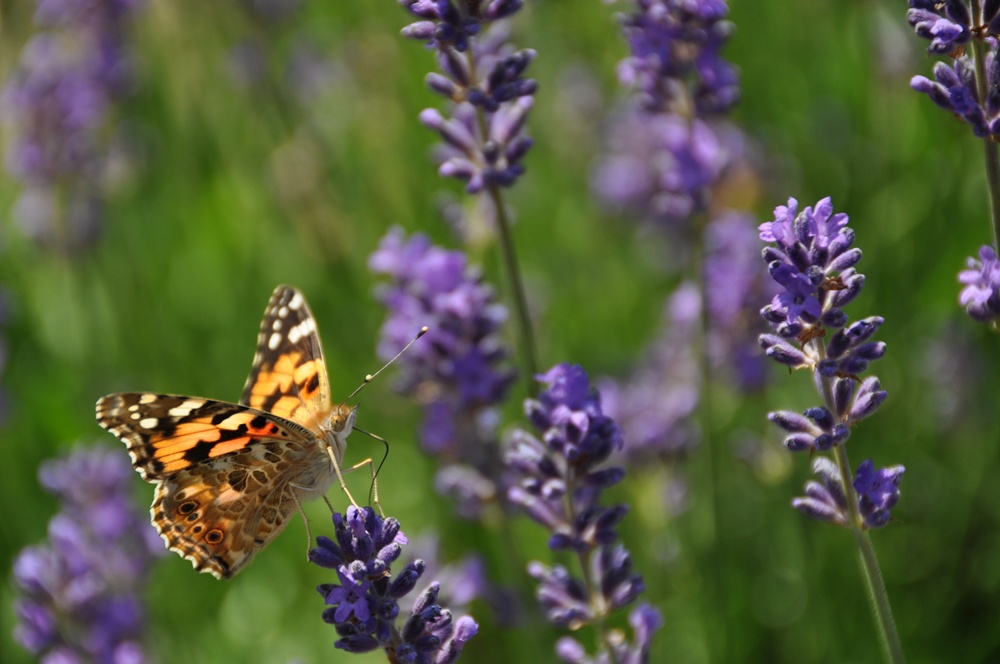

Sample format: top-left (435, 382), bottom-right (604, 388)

top-left (97, 286), bottom-right (359, 579)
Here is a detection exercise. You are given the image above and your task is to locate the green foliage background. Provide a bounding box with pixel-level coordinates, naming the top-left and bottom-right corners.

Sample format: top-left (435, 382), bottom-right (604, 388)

top-left (2, 1), bottom-right (999, 663)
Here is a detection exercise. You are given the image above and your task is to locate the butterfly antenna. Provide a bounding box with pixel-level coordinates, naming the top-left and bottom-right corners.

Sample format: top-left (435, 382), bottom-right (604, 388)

top-left (341, 326), bottom-right (428, 405)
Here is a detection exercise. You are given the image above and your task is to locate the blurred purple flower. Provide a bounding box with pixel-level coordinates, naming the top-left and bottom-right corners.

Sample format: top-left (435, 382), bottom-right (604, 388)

top-left (309, 507), bottom-right (477, 662)
top-left (399, 3), bottom-right (536, 194)
top-left (600, 284), bottom-right (701, 462)
top-left (2, 0), bottom-right (141, 251)
top-left (591, 110), bottom-right (728, 228)
top-left (958, 244), bottom-right (1000, 323)
top-left (370, 227), bottom-right (515, 517)
top-left (618, 0), bottom-right (739, 115)
top-left (506, 364), bottom-right (658, 660)
top-left (556, 603), bottom-right (663, 664)
top-left (703, 211), bottom-right (773, 390)
top-left (12, 445), bottom-right (162, 663)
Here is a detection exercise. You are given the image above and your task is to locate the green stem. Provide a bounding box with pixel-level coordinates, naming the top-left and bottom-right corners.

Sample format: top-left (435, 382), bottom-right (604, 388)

top-left (461, 46), bottom-right (540, 390)
top-left (486, 182), bottom-right (540, 388)
top-left (817, 369), bottom-right (906, 664)
top-left (970, 6), bottom-right (1000, 247)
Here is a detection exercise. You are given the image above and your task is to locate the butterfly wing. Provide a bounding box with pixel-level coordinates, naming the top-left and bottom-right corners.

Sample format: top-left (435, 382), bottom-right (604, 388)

top-left (96, 393), bottom-right (324, 579)
top-left (240, 285), bottom-right (332, 431)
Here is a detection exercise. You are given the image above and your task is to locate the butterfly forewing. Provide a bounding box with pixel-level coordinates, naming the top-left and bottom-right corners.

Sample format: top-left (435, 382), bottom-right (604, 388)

top-left (239, 285), bottom-right (333, 430)
top-left (95, 393), bottom-right (315, 481)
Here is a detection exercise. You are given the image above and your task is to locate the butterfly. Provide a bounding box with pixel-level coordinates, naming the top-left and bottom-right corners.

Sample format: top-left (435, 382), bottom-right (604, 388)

top-left (96, 285), bottom-right (378, 579)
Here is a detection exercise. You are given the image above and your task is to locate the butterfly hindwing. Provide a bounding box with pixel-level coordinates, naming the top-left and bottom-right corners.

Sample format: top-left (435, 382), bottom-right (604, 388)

top-left (240, 285), bottom-right (332, 430)
top-left (150, 449), bottom-right (299, 579)
top-left (96, 392), bottom-right (321, 578)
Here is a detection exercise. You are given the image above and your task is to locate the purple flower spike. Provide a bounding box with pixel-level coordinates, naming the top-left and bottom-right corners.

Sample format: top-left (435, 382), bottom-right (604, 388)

top-left (311, 507), bottom-right (477, 661)
top-left (370, 227), bottom-right (515, 518)
top-left (617, 0), bottom-right (739, 115)
top-left (591, 112), bottom-right (729, 229)
top-left (906, 1), bottom-right (1000, 140)
top-left (507, 364), bottom-right (654, 661)
top-left (12, 446), bottom-right (162, 663)
top-left (760, 197), bottom-right (902, 529)
top-left (398, 3), bottom-right (535, 195)
top-left (958, 244), bottom-right (1000, 323)
top-left (2, 0), bottom-right (142, 252)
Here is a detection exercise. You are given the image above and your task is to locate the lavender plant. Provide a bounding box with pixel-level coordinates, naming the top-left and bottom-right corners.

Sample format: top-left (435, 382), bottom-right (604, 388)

top-left (758, 197), bottom-right (905, 662)
top-left (2, 0), bottom-right (141, 252)
top-left (369, 226), bottom-right (516, 518)
top-left (504, 363), bottom-right (661, 663)
top-left (309, 506), bottom-right (478, 662)
top-left (907, 1), bottom-right (1000, 326)
top-left (398, 0), bottom-right (539, 380)
top-left (12, 445), bottom-right (162, 663)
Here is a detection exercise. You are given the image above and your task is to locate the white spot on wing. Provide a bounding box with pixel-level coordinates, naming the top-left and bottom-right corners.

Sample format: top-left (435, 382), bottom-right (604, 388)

top-left (288, 292), bottom-right (303, 310)
top-left (139, 417), bottom-right (159, 429)
top-left (268, 332), bottom-right (282, 350)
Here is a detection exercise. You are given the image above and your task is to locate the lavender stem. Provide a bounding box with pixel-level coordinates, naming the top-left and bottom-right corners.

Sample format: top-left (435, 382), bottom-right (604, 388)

top-left (463, 41), bottom-right (539, 389)
top-left (486, 178), bottom-right (540, 389)
top-left (822, 370), bottom-right (906, 664)
top-left (971, 26), bottom-right (1000, 247)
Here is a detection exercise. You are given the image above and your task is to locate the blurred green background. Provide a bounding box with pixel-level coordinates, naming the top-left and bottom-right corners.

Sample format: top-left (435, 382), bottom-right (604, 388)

top-left (2, 1), bottom-right (1000, 663)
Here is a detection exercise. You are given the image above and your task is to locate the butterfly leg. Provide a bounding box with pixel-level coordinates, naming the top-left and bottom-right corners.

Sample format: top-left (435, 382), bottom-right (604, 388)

top-left (324, 446), bottom-right (365, 512)
top-left (323, 448), bottom-right (384, 516)
top-left (340, 457), bottom-right (382, 517)
top-left (288, 490), bottom-right (313, 560)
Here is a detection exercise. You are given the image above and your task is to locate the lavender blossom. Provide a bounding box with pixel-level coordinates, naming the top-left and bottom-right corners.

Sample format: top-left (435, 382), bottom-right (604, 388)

top-left (505, 364), bottom-right (659, 659)
top-left (399, 3), bottom-right (536, 194)
top-left (12, 445), bottom-right (161, 663)
top-left (369, 227), bottom-right (515, 517)
top-left (759, 197), bottom-right (903, 528)
top-left (906, 0), bottom-right (986, 55)
top-left (958, 244), bottom-right (1000, 323)
top-left (590, 110), bottom-right (728, 227)
top-left (309, 507), bottom-right (478, 662)
top-left (906, 1), bottom-right (1000, 139)
top-left (617, 0), bottom-right (740, 115)
top-left (792, 457), bottom-right (904, 530)
top-left (2, 0), bottom-right (141, 251)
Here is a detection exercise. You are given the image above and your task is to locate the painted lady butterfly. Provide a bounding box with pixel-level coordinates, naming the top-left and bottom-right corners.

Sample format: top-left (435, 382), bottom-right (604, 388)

top-left (96, 285), bottom-right (376, 579)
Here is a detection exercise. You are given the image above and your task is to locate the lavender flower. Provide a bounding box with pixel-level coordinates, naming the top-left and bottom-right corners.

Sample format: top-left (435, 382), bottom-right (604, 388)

top-left (617, 0), bottom-right (740, 115)
top-left (792, 457), bottom-right (905, 530)
top-left (370, 227), bottom-right (515, 518)
top-left (591, 110), bottom-right (728, 227)
top-left (505, 364), bottom-right (660, 659)
top-left (906, 1), bottom-right (1000, 139)
top-left (958, 244), bottom-right (1000, 323)
top-left (399, 3), bottom-right (536, 194)
top-left (309, 507), bottom-right (478, 662)
top-left (759, 197), bottom-right (903, 528)
top-left (2, 0), bottom-right (141, 251)
top-left (12, 445), bottom-right (162, 663)
top-left (906, 0), bottom-right (984, 55)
